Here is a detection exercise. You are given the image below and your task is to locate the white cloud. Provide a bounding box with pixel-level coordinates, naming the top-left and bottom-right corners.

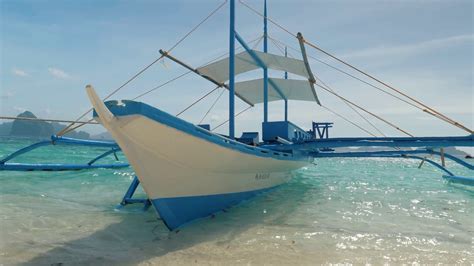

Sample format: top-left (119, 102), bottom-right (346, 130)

top-left (43, 107), bottom-right (52, 115)
top-left (341, 34), bottom-right (474, 60)
top-left (210, 114), bottom-right (220, 122)
top-left (48, 67), bottom-right (71, 79)
top-left (12, 68), bottom-right (29, 77)
top-left (13, 106), bottom-right (27, 113)
top-left (0, 91), bottom-right (14, 100)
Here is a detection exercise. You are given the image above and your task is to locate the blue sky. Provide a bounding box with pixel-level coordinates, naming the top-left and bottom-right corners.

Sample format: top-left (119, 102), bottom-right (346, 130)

top-left (1, 0), bottom-right (473, 138)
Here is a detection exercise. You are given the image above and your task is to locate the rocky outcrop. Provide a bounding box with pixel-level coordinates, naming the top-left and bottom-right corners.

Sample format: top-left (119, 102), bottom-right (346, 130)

top-left (10, 111), bottom-right (54, 137)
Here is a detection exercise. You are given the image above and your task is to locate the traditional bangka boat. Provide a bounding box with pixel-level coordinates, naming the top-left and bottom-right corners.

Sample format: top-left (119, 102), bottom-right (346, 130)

top-left (1, 0), bottom-right (473, 230)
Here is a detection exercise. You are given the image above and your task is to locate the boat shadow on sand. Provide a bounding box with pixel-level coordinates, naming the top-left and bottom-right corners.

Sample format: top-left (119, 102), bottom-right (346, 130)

top-left (21, 173), bottom-right (321, 265)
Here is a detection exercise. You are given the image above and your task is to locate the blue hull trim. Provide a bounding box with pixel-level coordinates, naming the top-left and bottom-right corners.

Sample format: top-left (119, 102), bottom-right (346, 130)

top-left (151, 186), bottom-right (275, 230)
top-left (95, 100), bottom-right (311, 162)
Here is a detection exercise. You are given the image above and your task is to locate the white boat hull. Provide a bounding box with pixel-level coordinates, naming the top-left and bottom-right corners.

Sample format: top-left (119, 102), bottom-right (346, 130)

top-left (87, 86), bottom-right (311, 229)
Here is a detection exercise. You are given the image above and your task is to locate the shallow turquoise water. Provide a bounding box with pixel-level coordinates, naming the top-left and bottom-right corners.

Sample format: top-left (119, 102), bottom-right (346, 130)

top-left (0, 137), bottom-right (473, 265)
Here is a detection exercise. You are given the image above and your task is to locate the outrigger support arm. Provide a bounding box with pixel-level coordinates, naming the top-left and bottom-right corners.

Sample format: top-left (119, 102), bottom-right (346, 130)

top-left (269, 135), bottom-right (474, 151)
top-left (158, 49), bottom-right (254, 107)
top-left (0, 135), bottom-right (128, 171)
top-left (312, 149), bottom-right (473, 170)
top-left (296, 32), bottom-right (321, 105)
top-left (119, 176), bottom-right (151, 210)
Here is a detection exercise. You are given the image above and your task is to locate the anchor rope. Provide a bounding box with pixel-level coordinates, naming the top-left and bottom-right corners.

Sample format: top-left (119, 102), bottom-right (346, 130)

top-left (56, 0), bottom-right (228, 136)
top-left (239, 0), bottom-right (472, 134)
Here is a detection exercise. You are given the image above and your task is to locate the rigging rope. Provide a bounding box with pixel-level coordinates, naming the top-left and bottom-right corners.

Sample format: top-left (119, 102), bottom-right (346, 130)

top-left (130, 36), bottom-right (264, 126)
top-left (56, 0), bottom-right (228, 137)
top-left (56, 54), bottom-right (168, 136)
top-left (270, 36), bottom-right (429, 114)
top-left (132, 71), bottom-right (192, 100)
top-left (199, 88), bottom-right (226, 124)
top-left (0, 116), bottom-right (98, 125)
top-left (270, 37), bottom-right (404, 148)
top-left (212, 106), bottom-right (253, 131)
top-left (133, 35), bottom-right (262, 102)
top-left (301, 39), bottom-right (473, 134)
top-left (239, 0), bottom-right (295, 37)
top-left (316, 82), bottom-right (413, 137)
top-left (275, 43), bottom-right (461, 134)
top-left (317, 77), bottom-right (386, 137)
top-left (269, 38), bottom-right (403, 147)
top-left (270, 36), bottom-right (431, 112)
top-left (171, 36), bottom-right (264, 124)
top-left (252, 36), bottom-right (264, 50)
top-left (168, 0), bottom-right (228, 53)
top-left (239, 0), bottom-right (472, 134)
top-left (269, 36), bottom-right (383, 137)
top-left (8, 35), bottom-right (263, 137)
top-left (176, 86), bottom-right (220, 117)
top-left (60, 118), bottom-right (95, 136)
top-left (320, 106), bottom-right (376, 137)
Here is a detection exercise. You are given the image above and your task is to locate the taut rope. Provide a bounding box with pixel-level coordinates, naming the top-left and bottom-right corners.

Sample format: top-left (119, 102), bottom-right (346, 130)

top-left (56, 0), bottom-right (228, 137)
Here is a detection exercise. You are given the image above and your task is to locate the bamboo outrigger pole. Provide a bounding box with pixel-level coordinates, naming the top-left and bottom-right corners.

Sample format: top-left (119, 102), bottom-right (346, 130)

top-left (296, 32), bottom-right (321, 105)
top-left (300, 37), bottom-right (473, 134)
top-left (0, 116), bottom-right (99, 124)
top-left (158, 49), bottom-right (254, 107)
top-left (238, 0), bottom-right (472, 134)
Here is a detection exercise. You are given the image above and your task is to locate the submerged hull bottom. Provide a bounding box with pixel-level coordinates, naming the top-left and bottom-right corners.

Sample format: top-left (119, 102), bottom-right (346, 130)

top-left (151, 185), bottom-right (276, 230)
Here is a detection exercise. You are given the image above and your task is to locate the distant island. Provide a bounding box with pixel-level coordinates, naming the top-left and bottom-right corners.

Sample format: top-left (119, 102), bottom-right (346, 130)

top-left (0, 112), bottom-right (471, 158)
top-left (0, 111), bottom-right (112, 140)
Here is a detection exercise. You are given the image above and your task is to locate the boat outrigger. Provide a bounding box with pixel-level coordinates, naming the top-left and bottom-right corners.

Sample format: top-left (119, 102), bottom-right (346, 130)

top-left (1, 0), bottom-right (473, 230)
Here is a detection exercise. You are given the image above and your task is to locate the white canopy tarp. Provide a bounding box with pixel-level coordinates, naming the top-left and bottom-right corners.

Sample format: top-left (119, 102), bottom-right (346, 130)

top-left (197, 50), bottom-right (310, 83)
top-left (234, 78), bottom-right (318, 105)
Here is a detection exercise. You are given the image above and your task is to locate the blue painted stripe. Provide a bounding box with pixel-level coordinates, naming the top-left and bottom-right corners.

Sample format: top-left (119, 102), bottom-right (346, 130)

top-left (95, 100), bottom-right (310, 162)
top-left (151, 186), bottom-right (275, 230)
